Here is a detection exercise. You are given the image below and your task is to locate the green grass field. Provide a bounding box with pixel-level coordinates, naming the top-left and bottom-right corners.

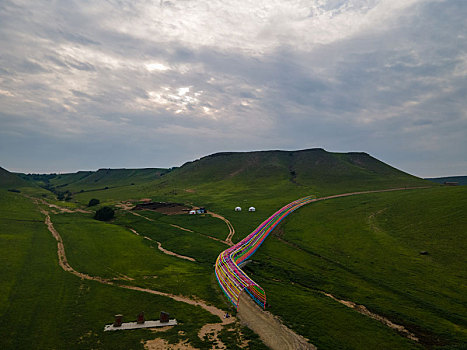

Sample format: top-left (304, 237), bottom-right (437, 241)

top-left (247, 186), bottom-right (467, 349)
top-left (2, 151), bottom-right (463, 350)
top-left (0, 190), bottom-right (241, 349)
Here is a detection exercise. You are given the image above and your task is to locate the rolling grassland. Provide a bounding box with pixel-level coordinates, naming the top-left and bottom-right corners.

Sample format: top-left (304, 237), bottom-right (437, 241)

top-left (1, 150), bottom-right (464, 349)
top-left (248, 187), bottom-right (466, 349)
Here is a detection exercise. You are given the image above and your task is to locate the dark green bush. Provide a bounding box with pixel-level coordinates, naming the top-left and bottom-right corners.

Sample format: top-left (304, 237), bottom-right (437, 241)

top-left (88, 198), bottom-right (100, 207)
top-left (94, 206), bottom-right (114, 221)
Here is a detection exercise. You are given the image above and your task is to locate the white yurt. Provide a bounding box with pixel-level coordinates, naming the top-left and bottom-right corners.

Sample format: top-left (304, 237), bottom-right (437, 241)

top-left (189, 210), bottom-right (197, 215)
top-left (235, 206), bottom-right (242, 211)
top-left (249, 207), bottom-right (256, 212)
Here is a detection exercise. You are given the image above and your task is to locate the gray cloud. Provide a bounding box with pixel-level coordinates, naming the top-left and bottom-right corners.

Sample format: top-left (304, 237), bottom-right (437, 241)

top-left (0, 0), bottom-right (465, 176)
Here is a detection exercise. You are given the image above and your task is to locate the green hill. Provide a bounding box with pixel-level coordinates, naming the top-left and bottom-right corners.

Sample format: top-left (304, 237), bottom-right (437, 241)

top-left (0, 167), bottom-right (30, 189)
top-left (21, 168), bottom-right (169, 194)
top-left (170, 148), bottom-right (427, 194)
top-left (130, 148), bottom-right (432, 213)
top-left (51, 168), bottom-right (169, 191)
top-left (21, 149), bottom-right (430, 201)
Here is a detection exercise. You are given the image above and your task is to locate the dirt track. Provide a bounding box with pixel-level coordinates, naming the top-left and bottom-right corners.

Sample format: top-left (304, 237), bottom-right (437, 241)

top-left (208, 212), bottom-right (235, 245)
top-left (237, 293), bottom-right (316, 350)
top-left (128, 228), bottom-right (196, 262)
top-left (37, 207), bottom-right (234, 349)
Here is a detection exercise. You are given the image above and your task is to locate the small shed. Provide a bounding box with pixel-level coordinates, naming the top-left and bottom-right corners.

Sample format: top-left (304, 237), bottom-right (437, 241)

top-left (249, 207), bottom-right (256, 212)
top-left (189, 210), bottom-right (197, 215)
top-left (235, 206), bottom-right (242, 212)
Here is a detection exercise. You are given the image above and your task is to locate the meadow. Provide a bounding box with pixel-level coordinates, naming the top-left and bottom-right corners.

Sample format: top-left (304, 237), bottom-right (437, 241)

top-left (0, 190), bottom-right (247, 349)
top-left (2, 150), bottom-right (465, 349)
top-left (247, 186), bottom-right (467, 349)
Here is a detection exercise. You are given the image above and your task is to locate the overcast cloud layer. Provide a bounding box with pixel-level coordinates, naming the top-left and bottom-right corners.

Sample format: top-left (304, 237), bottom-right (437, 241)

top-left (0, 0), bottom-right (465, 177)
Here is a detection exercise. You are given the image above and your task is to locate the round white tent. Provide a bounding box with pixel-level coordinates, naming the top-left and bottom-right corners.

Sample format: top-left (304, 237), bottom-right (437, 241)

top-left (235, 207), bottom-right (242, 211)
top-left (249, 207), bottom-right (256, 212)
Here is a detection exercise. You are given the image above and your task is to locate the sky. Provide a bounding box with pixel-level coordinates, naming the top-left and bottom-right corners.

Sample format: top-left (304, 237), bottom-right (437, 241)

top-left (0, 0), bottom-right (465, 177)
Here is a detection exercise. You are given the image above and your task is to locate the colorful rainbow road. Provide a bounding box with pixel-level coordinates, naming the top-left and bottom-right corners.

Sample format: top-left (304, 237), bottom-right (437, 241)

top-left (215, 196), bottom-right (315, 310)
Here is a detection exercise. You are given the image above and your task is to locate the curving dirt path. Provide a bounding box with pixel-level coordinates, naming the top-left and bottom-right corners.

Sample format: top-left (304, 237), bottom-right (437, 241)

top-left (170, 224), bottom-right (194, 232)
top-left (321, 292), bottom-right (418, 341)
top-left (128, 228), bottom-right (196, 262)
top-left (208, 212), bottom-right (235, 246)
top-left (38, 207), bottom-right (234, 348)
top-left (29, 196), bottom-right (91, 214)
top-left (131, 211), bottom-right (230, 246)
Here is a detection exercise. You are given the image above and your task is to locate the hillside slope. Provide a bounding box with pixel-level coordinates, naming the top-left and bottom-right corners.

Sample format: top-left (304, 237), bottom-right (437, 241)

top-left (161, 148), bottom-right (429, 195)
top-left (0, 167), bottom-right (30, 189)
top-left (20, 149), bottom-right (432, 210)
top-left (21, 168), bottom-right (169, 193)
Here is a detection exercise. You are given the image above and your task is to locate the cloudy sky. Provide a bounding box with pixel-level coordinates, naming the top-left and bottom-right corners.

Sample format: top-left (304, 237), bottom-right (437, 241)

top-left (0, 0), bottom-right (465, 177)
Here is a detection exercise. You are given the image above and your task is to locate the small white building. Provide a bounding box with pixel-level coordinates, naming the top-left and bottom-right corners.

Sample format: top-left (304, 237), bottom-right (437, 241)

top-left (235, 206), bottom-right (242, 212)
top-left (249, 207), bottom-right (256, 212)
top-left (189, 210), bottom-right (197, 215)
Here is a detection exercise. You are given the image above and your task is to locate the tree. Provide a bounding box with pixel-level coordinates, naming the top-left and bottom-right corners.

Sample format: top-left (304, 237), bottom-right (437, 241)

top-left (88, 198), bottom-right (100, 207)
top-left (94, 206), bottom-right (114, 221)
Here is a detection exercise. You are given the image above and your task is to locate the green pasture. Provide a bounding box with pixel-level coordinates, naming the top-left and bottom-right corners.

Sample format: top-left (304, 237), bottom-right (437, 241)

top-left (248, 186), bottom-right (467, 349)
top-left (0, 190), bottom-right (228, 349)
top-left (112, 211), bottom-right (228, 265)
top-left (52, 212), bottom-right (227, 307)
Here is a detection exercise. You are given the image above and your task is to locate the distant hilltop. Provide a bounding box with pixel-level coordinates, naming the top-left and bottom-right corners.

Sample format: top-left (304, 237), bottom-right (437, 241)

top-left (425, 176), bottom-right (467, 186)
top-left (2, 148), bottom-right (435, 197)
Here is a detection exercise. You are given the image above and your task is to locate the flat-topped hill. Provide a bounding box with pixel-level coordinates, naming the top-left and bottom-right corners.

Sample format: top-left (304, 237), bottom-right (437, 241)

top-left (165, 148), bottom-right (429, 194)
top-left (13, 149), bottom-right (432, 204)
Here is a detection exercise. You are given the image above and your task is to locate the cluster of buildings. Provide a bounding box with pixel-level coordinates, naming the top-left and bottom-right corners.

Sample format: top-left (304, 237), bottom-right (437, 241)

top-left (189, 207), bottom-right (207, 215)
top-left (188, 206), bottom-right (256, 214)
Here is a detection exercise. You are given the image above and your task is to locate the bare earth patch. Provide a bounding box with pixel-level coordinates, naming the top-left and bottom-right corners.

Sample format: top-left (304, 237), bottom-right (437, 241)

top-left (237, 293), bottom-right (316, 350)
top-left (133, 202), bottom-right (191, 215)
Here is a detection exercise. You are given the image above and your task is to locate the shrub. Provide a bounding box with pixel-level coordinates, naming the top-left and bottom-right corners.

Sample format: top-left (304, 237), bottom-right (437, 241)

top-left (94, 206), bottom-right (115, 221)
top-left (88, 198), bottom-right (100, 207)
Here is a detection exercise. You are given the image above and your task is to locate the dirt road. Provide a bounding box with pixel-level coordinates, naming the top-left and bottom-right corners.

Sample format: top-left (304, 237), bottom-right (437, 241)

top-left (209, 212), bottom-right (235, 245)
top-left (237, 293), bottom-right (316, 350)
top-left (38, 207), bottom-right (234, 348)
top-left (128, 228), bottom-right (196, 262)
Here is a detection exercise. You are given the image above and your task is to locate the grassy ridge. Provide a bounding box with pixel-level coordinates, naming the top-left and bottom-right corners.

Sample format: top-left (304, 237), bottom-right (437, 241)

top-left (18, 148), bottom-right (431, 208)
top-left (247, 187), bottom-right (466, 349)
